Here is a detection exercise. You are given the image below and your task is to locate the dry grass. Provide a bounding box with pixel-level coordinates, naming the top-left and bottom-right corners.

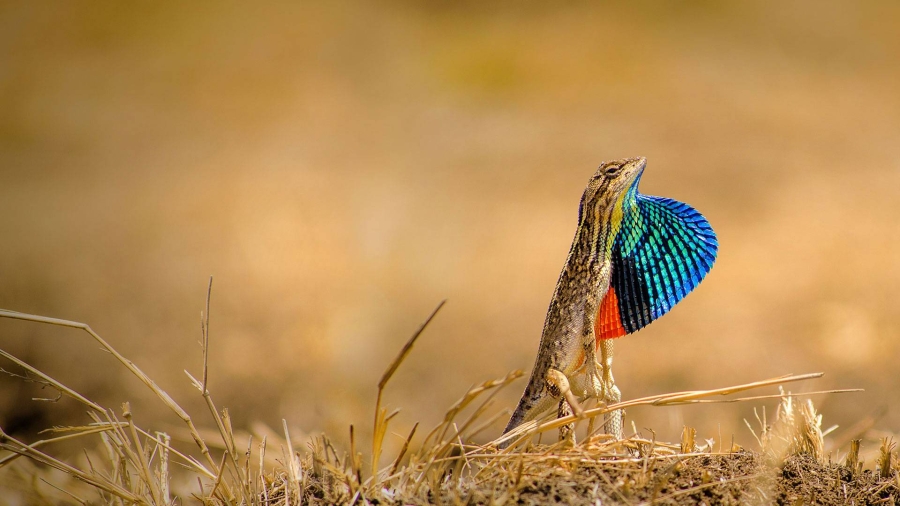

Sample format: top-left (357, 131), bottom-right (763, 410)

top-left (2, 288), bottom-right (896, 505)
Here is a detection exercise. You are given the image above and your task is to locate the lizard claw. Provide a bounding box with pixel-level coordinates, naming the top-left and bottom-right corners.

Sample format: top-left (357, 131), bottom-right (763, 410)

top-left (546, 369), bottom-right (584, 417)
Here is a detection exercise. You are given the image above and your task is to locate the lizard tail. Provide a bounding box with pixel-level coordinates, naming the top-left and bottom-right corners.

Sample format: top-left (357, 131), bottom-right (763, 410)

top-left (503, 398), bottom-right (529, 435)
top-left (498, 399), bottom-right (529, 449)
top-left (499, 384), bottom-right (544, 448)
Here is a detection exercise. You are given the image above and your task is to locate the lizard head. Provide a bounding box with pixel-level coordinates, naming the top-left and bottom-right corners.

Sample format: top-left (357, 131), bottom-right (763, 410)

top-left (577, 157), bottom-right (646, 224)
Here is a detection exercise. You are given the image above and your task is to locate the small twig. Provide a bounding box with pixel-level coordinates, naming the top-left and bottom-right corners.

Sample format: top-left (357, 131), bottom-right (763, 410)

top-left (208, 450), bottom-right (229, 501)
top-left (39, 478), bottom-right (89, 505)
top-left (259, 435), bottom-right (269, 505)
top-left (0, 367), bottom-right (63, 402)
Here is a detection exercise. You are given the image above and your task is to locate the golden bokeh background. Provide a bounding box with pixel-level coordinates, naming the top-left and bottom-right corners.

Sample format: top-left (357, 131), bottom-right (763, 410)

top-left (1, 1), bottom-right (899, 460)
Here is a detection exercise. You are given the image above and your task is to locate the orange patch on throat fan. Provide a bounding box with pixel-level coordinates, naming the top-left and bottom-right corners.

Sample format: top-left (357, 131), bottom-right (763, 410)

top-left (596, 286), bottom-right (627, 342)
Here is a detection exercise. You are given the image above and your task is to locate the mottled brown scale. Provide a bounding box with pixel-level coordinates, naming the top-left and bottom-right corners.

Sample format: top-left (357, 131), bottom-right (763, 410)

top-left (500, 157), bottom-right (647, 447)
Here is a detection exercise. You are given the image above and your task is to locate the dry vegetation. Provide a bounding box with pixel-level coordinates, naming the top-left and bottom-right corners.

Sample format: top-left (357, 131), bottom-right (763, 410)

top-left (2, 3), bottom-right (900, 504)
top-left (1, 293), bottom-right (897, 505)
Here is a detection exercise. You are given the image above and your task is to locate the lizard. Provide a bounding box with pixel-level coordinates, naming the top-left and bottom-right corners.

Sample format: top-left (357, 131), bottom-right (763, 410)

top-left (500, 157), bottom-right (717, 447)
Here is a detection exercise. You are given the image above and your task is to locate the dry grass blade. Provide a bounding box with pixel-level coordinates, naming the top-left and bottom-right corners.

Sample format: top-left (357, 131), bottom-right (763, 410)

top-left (0, 425), bottom-right (115, 469)
top-left (207, 450), bottom-right (229, 501)
top-left (259, 435), bottom-right (268, 505)
top-left (846, 439), bottom-right (862, 475)
top-left (377, 300), bottom-right (447, 394)
top-left (698, 388), bottom-right (863, 404)
top-left (0, 349), bottom-right (104, 413)
top-left (132, 425), bottom-right (215, 479)
top-left (122, 403), bottom-right (162, 505)
top-left (201, 276), bottom-right (212, 393)
top-left (649, 373), bottom-right (825, 404)
top-left (42, 478), bottom-right (90, 505)
top-left (188, 278), bottom-right (249, 502)
top-left (389, 422), bottom-right (418, 476)
top-left (372, 300), bottom-right (446, 476)
top-left (157, 431), bottom-right (172, 505)
top-left (283, 419), bottom-right (299, 485)
top-left (681, 426), bottom-right (696, 454)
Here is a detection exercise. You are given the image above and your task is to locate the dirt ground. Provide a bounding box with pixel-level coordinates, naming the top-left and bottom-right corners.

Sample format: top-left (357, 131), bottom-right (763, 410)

top-left (399, 452), bottom-right (900, 506)
top-left (475, 453), bottom-right (898, 506)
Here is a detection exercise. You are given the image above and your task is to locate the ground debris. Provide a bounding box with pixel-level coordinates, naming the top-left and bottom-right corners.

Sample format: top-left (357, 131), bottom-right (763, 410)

top-left (453, 451), bottom-right (766, 506)
top-left (774, 453), bottom-right (900, 506)
top-left (368, 450), bottom-right (899, 505)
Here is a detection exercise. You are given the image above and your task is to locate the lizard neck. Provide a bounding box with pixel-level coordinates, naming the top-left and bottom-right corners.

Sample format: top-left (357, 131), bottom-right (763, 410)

top-left (566, 188), bottom-right (630, 289)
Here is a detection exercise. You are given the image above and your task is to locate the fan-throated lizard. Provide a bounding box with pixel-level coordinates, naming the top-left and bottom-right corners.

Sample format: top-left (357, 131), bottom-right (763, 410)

top-left (501, 157), bottom-right (717, 447)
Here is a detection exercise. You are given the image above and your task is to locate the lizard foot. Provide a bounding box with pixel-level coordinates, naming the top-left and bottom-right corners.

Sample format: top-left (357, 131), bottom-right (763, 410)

top-left (546, 369), bottom-right (582, 444)
top-left (545, 369), bottom-right (583, 417)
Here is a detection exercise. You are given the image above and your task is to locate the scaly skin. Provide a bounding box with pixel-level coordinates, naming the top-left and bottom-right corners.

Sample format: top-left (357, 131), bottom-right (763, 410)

top-left (501, 157), bottom-right (646, 446)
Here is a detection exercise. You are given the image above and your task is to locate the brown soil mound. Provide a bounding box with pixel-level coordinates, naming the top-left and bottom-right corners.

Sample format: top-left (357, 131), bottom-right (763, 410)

top-left (375, 452), bottom-right (899, 505)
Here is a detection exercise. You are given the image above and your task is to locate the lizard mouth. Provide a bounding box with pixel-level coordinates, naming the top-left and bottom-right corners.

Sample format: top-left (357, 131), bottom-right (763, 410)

top-left (620, 156), bottom-right (647, 188)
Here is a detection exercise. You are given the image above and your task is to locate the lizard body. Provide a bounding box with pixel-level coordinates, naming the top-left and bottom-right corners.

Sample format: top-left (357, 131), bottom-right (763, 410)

top-left (501, 157), bottom-right (717, 446)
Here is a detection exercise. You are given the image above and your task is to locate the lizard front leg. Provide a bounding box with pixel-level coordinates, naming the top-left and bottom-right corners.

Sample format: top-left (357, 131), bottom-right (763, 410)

top-left (545, 369), bottom-right (582, 445)
top-left (582, 302), bottom-right (623, 440)
top-left (599, 339), bottom-right (623, 439)
top-left (581, 303), bottom-right (605, 402)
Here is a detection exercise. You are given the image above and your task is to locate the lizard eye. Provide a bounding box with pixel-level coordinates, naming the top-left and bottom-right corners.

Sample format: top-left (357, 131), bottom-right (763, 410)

top-left (605, 165), bottom-right (620, 175)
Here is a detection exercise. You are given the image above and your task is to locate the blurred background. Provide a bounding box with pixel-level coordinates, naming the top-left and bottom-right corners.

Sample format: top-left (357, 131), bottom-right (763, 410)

top-left (1, 1), bottom-right (899, 465)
